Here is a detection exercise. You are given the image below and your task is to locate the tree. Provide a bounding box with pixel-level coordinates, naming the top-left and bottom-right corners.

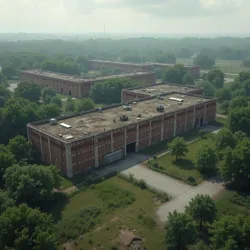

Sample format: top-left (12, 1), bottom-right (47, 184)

top-left (188, 241), bottom-right (211, 250)
top-left (77, 98), bottom-right (95, 112)
top-left (233, 130), bottom-right (247, 144)
top-left (42, 87), bottom-right (56, 103)
top-left (8, 135), bottom-right (35, 163)
top-left (183, 73), bottom-right (194, 85)
top-left (1, 65), bottom-right (17, 79)
top-left (38, 104), bottom-right (61, 119)
top-left (4, 165), bottom-right (61, 208)
top-left (229, 96), bottom-right (248, 110)
top-left (210, 214), bottom-right (250, 249)
top-left (216, 88), bottom-right (232, 103)
top-left (215, 128), bottom-right (235, 152)
top-left (207, 69), bottom-right (225, 89)
top-left (243, 79), bottom-right (250, 96)
top-left (165, 211), bottom-right (197, 250)
top-left (197, 81), bottom-right (215, 97)
top-left (14, 81), bottom-right (41, 102)
top-left (0, 145), bottom-right (16, 184)
top-left (50, 96), bottom-right (62, 108)
top-left (196, 144), bottom-right (217, 174)
top-left (242, 59), bottom-right (250, 67)
top-left (193, 55), bottom-right (215, 69)
top-left (155, 53), bottom-right (176, 64)
top-left (228, 107), bottom-right (250, 135)
top-left (65, 97), bottom-right (76, 112)
top-left (0, 190), bottom-right (15, 213)
top-left (162, 64), bottom-right (187, 84)
top-left (168, 137), bottom-right (188, 161)
top-left (0, 72), bottom-right (7, 86)
top-left (219, 138), bottom-right (250, 189)
top-left (0, 85), bottom-right (11, 107)
top-left (185, 194), bottom-right (216, 229)
top-left (0, 204), bottom-right (58, 250)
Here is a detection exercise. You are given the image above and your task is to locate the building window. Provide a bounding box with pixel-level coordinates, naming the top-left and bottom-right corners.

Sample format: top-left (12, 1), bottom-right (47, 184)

top-left (69, 90), bottom-right (72, 96)
top-left (61, 88), bottom-right (63, 94)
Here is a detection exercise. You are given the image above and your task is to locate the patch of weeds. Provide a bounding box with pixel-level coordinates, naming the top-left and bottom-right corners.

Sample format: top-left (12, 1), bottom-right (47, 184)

top-left (138, 214), bottom-right (156, 229)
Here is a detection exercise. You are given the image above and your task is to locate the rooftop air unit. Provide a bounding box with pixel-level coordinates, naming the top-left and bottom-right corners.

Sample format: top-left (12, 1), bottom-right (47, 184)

top-left (120, 115), bottom-right (129, 122)
top-left (123, 105), bottom-right (132, 111)
top-left (156, 105), bottom-right (164, 113)
top-left (169, 97), bottom-right (184, 102)
top-left (49, 118), bottom-right (57, 125)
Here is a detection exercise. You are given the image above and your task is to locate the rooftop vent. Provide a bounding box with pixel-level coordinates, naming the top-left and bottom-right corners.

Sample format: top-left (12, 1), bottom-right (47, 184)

top-left (156, 105), bottom-right (164, 113)
top-left (63, 134), bottom-right (74, 140)
top-left (60, 123), bottom-right (71, 128)
top-left (123, 105), bottom-right (132, 111)
top-left (98, 107), bottom-right (103, 113)
top-left (169, 97), bottom-right (184, 102)
top-left (120, 115), bottom-right (129, 122)
top-left (49, 118), bottom-right (57, 125)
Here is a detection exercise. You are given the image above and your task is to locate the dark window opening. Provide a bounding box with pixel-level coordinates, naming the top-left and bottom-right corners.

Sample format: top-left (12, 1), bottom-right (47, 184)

top-left (195, 118), bottom-right (199, 128)
top-left (200, 118), bottom-right (204, 127)
top-left (61, 88), bottom-right (63, 94)
top-left (69, 90), bottom-right (72, 96)
top-left (126, 142), bottom-right (136, 154)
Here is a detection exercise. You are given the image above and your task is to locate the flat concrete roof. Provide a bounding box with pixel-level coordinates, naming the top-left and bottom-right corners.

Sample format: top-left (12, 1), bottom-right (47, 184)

top-left (127, 83), bottom-right (199, 96)
top-left (34, 93), bottom-right (211, 141)
top-left (21, 70), bottom-right (153, 83)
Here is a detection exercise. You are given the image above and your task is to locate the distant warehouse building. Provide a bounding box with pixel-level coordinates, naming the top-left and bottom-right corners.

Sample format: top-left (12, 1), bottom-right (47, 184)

top-left (27, 92), bottom-right (216, 178)
top-left (19, 70), bottom-right (156, 98)
top-left (88, 60), bottom-right (200, 78)
top-left (121, 83), bottom-right (203, 103)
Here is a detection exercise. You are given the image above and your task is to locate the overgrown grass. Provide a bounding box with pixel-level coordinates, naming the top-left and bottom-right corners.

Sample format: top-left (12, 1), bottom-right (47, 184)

top-left (216, 190), bottom-right (250, 216)
top-left (56, 176), bottom-right (165, 250)
top-left (118, 173), bottom-right (171, 203)
top-left (147, 134), bottom-right (216, 185)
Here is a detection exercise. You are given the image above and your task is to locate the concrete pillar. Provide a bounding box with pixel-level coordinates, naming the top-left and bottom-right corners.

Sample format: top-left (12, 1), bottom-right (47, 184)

top-left (136, 123), bottom-right (139, 152)
top-left (94, 138), bottom-right (99, 168)
top-left (111, 131), bottom-right (114, 152)
top-left (184, 109), bottom-right (188, 132)
top-left (149, 120), bottom-right (152, 146)
top-left (174, 112), bottom-right (177, 137)
top-left (204, 103), bottom-right (207, 125)
top-left (193, 106), bottom-right (196, 128)
top-left (78, 83), bottom-right (81, 98)
top-left (48, 137), bottom-right (52, 164)
top-left (161, 116), bottom-right (164, 141)
top-left (65, 144), bottom-right (73, 178)
top-left (39, 133), bottom-right (44, 162)
top-left (124, 128), bottom-right (127, 157)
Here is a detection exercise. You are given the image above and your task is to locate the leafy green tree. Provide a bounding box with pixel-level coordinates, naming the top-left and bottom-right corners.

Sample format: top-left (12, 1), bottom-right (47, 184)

top-left (233, 130), bottom-right (247, 144)
top-left (0, 145), bottom-right (16, 184)
top-left (77, 98), bottom-right (95, 112)
top-left (168, 137), bottom-right (188, 161)
top-left (183, 73), bottom-right (194, 85)
top-left (1, 65), bottom-right (17, 79)
top-left (193, 55), bottom-right (215, 69)
top-left (219, 138), bottom-right (250, 189)
top-left (38, 104), bottom-right (61, 119)
top-left (242, 59), bottom-right (250, 67)
top-left (215, 128), bottom-right (235, 152)
top-left (0, 190), bottom-right (15, 213)
top-left (4, 165), bottom-right (61, 208)
top-left (229, 96), bottom-right (248, 109)
top-left (239, 71), bottom-right (250, 83)
top-left (0, 85), bottom-right (11, 107)
top-left (188, 241), bottom-right (211, 250)
top-left (210, 214), bottom-right (250, 249)
top-left (8, 135), bottom-right (35, 163)
top-left (207, 69), bottom-right (225, 88)
top-left (197, 81), bottom-right (215, 97)
top-left (42, 87), bottom-right (56, 103)
top-left (162, 64), bottom-right (187, 84)
top-left (243, 79), bottom-right (250, 96)
top-left (165, 211), bottom-right (197, 250)
top-left (0, 72), bottom-right (8, 86)
top-left (155, 53), bottom-right (176, 64)
top-left (216, 88), bottom-right (232, 103)
top-left (228, 107), bottom-right (250, 135)
top-left (50, 96), bottom-right (62, 108)
top-left (0, 204), bottom-right (58, 250)
top-left (76, 55), bottom-right (88, 68)
top-left (14, 81), bottom-right (41, 102)
top-left (65, 97), bottom-right (76, 112)
top-left (196, 144), bottom-right (217, 174)
top-left (185, 194), bottom-right (216, 229)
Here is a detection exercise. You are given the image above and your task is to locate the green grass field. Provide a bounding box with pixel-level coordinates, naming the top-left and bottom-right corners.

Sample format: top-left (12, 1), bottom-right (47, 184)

top-left (147, 134), bottom-right (216, 185)
top-left (177, 58), bottom-right (249, 74)
top-left (55, 176), bottom-right (165, 250)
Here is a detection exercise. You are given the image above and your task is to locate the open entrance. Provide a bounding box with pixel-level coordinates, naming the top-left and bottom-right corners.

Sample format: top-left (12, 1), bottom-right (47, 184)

top-left (126, 142), bottom-right (136, 154)
top-left (61, 88), bottom-right (63, 94)
top-left (200, 118), bottom-right (204, 127)
top-left (69, 90), bottom-right (72, 96)
top-left (195, 118), bottom-right (199, 128)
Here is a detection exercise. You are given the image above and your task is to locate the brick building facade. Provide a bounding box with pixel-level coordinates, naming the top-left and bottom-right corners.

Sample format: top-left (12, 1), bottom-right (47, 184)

top-left (20, 70), bottom-right (156, 98)
top-left (27, 92), bottom-right (216, 178)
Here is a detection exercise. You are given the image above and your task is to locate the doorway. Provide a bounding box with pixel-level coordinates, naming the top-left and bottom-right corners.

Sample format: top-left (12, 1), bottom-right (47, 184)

top-left (195, 118), bottom-right (199, 128)
top-left (69, 90), bottom-right (72, 96)
top-left (126, 142), bottom-right (136, 154)
top-left (200, 118), bottom-right (204, 127)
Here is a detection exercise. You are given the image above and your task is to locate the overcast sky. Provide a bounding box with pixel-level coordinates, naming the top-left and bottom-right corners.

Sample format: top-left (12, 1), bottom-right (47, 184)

top-left (0, 0), bottom-right (249, 35)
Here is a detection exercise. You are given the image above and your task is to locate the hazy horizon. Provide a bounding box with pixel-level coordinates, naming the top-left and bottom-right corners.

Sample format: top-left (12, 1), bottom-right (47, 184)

top-left (0, 0), bottom-right (249, 35)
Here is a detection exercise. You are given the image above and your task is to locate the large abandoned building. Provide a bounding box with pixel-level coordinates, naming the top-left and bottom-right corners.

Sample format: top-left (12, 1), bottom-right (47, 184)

top-left (27, 92), bottom-right (216, 178)
top-left (88, 60), bottom-right (200, 78)
top-left (20, 70), bottom-right (156, 98)
top-left (121, 83), bottom-right (203, 103)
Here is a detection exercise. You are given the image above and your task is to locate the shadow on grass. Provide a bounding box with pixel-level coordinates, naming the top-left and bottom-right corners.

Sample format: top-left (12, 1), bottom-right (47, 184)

top-left (173, 158), bottom-right (195, 170)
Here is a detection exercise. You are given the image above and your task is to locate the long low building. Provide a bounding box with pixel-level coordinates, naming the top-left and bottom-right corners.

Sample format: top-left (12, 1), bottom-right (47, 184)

top-left (20, 70), bottom-right (156, 98)
top-left (121, 83), bottom-right (203, 103)
top-left (27, 92), bottom-right (216, 178)
top-left (88, 60), bottom-right (200, 78)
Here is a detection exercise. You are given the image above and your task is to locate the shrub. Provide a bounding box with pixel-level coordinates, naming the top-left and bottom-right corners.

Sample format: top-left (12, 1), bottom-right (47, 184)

top-left (153, 162), bottom-right (159, 168)
top-left (138, 214), bottom-right (156, 229)
top-left (111, 245), bottom-right (119, 250)
top-left (137, 179), bottom-right (147, 189)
